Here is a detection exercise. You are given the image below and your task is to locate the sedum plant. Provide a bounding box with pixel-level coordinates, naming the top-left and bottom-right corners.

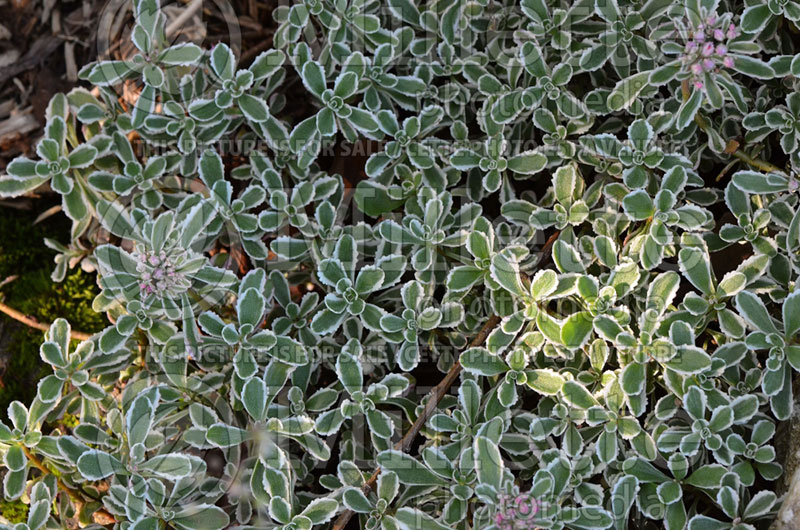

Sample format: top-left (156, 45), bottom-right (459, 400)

top-left (2, 0), bottom-right (800, 528)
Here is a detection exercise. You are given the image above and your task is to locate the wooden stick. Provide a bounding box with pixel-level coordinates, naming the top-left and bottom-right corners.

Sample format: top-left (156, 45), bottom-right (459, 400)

top-left (331, 314), bottom-right (501, 530)
top-left (330, 229), bottom-right (561, 530)
top-left (165, 0), bottom-right (204, 38)
top-left (0, 301), bottom-right (92, 341)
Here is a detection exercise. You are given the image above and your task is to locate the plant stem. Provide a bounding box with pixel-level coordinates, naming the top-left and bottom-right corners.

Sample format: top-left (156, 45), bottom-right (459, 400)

top-left (729, 148), bottom-right (783, 173)
top-left (22, 445), bottom-right (115, 523)
top-left (680, 80), bottom-right (784, 174)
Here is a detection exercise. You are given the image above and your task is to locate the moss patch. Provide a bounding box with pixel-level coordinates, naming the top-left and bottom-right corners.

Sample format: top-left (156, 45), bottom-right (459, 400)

top-left (0, 204), bottom-right (104, 415)
top-left (0, 498), bottom-right (28, 524)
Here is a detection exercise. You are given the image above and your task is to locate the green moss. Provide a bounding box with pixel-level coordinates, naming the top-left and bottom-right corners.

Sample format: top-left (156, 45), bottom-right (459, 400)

top-left (6, 268), bottom-right (105, 334)
top-left (0, 209), bottom-right (56, 279)
top-left (0, 326), bottom-right (50, 417)
top-left (62, 412), bottom-right (79, 428)
top-left (0, 204), bottom-right (105, 415)
top-left (0, 498), bottom-right (28, 524)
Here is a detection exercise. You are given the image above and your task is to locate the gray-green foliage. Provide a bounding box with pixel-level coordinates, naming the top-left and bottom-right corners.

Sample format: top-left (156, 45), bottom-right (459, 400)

top-left (1, 0), bottom-right (800, 527)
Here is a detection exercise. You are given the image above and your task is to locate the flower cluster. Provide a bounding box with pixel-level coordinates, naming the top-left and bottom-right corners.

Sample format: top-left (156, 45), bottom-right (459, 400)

top-left (134, 248), bottom-right (188, 296)
top-left (494, 493), bottom-right (540, 530)
top-left (682, 16), bottom-right (739, 89)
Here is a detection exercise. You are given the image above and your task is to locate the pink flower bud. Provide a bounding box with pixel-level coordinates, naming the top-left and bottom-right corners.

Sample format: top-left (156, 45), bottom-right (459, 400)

top-left (694, 80), bottom-right (704, 90)
top-left (723, 56), bottom-right (734, 68)
top-left (727, 23), bottom-right (737, 39)
top-left (691, 63), bottom-right (703, 75)
top-left (694, 31), bottom-right (705, 42)
top-left (716, 44), bottom-right (727, 55)
top-left (703, 59), bottom-right (715, 71)
top-left (714, 29), bottom-right (724, 40)
top-left (702, 42), bottom-right (714, 56)
top-left (706, 15), bottom-right (717, 25)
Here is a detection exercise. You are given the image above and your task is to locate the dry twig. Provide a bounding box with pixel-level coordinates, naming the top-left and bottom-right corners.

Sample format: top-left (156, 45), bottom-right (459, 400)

top-left (0, 301), bottom-right (92, 341)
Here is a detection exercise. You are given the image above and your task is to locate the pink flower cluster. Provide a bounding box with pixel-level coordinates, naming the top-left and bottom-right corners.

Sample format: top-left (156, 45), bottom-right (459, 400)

top-left (682, 15), bottom-right (738, 90)
top-left (494, 493), bottom-right (540, 529)
top-left (135, 249), bottom-right (185, 296)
